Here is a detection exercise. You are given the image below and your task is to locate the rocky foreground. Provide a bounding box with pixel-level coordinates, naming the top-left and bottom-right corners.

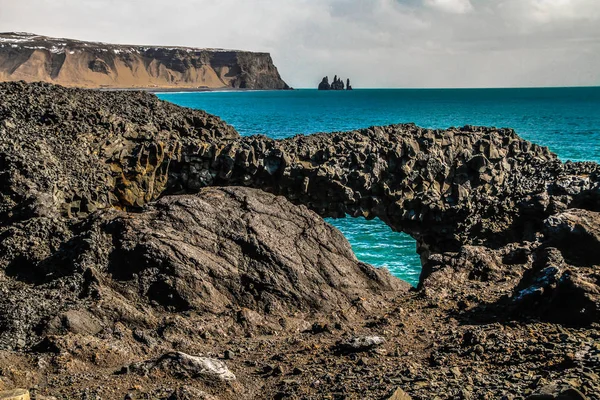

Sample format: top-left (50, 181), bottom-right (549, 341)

top-left (0, 33), bottom-right (290, 90)
top-left (0, 82), bottom-right (599, 400)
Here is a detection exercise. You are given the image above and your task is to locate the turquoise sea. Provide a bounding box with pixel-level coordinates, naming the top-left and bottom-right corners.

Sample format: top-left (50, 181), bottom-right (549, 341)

top-left (158, 88), bottom-right (600, 286)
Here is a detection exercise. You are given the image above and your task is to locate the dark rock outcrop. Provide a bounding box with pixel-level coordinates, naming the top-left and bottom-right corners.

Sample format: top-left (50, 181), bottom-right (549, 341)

top-left (318, 76), bottom-right (330, 90)
top-left (0, 80), bottom-right (237, 226)
top-left (331, 75), bottom-right (345, 90)
top-left (173, 124), bottom-right (599, 265)
top-left (2, 83), bottom-right (599, 326)
top-left (318, 75), bottom-right (351, 90)
top-left (0, 32), bottom-right (290, 90)
top-left (0, 182), bottom-right (403, 349)
top-left (0, 81), bottom-right (599, 399)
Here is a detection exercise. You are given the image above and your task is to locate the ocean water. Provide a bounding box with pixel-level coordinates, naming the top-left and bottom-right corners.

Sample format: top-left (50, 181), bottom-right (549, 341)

top-left (158, 88), bottom-right (600, 286)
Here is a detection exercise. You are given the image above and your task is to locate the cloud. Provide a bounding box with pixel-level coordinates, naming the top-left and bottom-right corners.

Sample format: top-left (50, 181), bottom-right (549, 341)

top-left (0, 0), bottom-right (599, 88)
top-left (423, 0), bottom-right (474, 14)
top-left (529, 0), bottom-right (600, 22)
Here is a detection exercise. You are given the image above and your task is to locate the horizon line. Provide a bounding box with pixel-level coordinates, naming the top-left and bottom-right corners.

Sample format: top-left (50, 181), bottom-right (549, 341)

top-left (293, 85), bottom-right (600, 90)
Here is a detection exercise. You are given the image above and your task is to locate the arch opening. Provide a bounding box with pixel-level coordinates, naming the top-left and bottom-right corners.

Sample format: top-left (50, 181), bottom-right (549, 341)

top-left (326, 216), bottom-right (421, 287)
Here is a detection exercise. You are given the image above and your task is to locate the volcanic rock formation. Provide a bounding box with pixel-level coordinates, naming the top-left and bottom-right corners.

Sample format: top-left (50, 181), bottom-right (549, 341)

top-left (0, 82), bottom-right (599, 399)
top-left (318, 75), bottom-right (351, 90)
top-left (0, 32), bottom-right (290, 89)
top-left (330, 75), bottom-right (345, 90)
top-left (318, 76), bottom-right (331, 90)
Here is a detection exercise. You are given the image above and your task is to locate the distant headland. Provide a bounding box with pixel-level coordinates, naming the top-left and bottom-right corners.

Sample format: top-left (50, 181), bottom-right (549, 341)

top-left (318, 75), bottom-right (353, 90)
top-left (0, 32), bottom-right (290, 90)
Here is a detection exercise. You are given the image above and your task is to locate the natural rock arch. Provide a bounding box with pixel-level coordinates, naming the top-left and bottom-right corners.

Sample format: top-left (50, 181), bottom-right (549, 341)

top-left (2, 82), bottom-right (598, 289)
top-left (167, 124), bottom-right (599, 282)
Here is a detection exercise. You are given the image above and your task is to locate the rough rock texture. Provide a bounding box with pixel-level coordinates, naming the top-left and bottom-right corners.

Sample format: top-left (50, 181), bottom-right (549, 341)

top-left (171, 122), bottom-right (599, 277)
top-left (1, 82), bottom-right (599, 326)
top-left (0, 82), bottom-right (599, 399)
top-left (0, 186), bottom-right (402, 350)
top-left (0, 33), bottom-right (290, 90)
top-left (0, 80), bottom-right (237, 223)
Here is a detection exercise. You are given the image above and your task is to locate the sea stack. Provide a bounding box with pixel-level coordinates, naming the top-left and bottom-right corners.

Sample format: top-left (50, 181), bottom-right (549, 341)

top-left (318, 76), bottom-right (331, 90)
top-left (318, 75), bottom-right (352, 90)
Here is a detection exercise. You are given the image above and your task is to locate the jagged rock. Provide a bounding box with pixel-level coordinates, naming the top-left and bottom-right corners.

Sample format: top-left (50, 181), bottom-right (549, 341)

top-left (0, 80), bottom-right (237, 224)
top-left (331, 75), bottom-right (344, 90)
top-left (127, 352), bottom-right (236, 381)
top-left (318, 75), bottom-right (349, 90)
top-left (511, 263), bottom-right (599, 325)
top-left (318, 76), bottom-right (330, 90)
top-left (503, 209), bottom-right (600, 325)
top-left (346, 78), bottom-right (353, 90)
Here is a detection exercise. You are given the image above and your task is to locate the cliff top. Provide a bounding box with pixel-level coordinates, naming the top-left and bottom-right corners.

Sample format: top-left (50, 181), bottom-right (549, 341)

top-left (0, 32), bottom-right (262, 55)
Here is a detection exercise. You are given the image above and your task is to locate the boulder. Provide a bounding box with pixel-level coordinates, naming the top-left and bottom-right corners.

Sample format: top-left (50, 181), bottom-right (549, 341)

top-left (127, 352), bottom-right (236, 381)
top-left (96, 187), bottom-right (405, 316)
top-left (0, 186), bottom-right (405, 350)
top-left (544, 209), bottom-right (600, 266)
top-left (336, 336), bottom-right (385, 353)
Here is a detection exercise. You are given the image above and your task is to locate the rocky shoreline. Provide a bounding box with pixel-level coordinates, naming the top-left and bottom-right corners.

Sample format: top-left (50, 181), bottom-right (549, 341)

top-left (0, 81), bottom-right (598, 400)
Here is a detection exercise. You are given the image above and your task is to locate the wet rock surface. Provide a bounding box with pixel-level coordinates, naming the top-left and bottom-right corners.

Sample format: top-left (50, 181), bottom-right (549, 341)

top-left (0, 82), bottom-right (599, 399)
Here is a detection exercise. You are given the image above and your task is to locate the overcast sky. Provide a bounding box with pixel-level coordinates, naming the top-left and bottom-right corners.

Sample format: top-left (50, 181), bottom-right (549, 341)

top-left (1, 0), bottom-right (599, 88)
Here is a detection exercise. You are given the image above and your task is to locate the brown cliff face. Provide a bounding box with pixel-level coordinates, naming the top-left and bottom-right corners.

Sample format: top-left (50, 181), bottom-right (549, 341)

top-left (0, 32), bottom-right (290, 89)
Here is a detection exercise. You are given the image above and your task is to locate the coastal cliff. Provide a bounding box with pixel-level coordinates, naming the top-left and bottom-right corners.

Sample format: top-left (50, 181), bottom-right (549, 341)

top-left (0, 82), bottom-right (599, 399)
top-left (0, 32), bottom-right (290, 89)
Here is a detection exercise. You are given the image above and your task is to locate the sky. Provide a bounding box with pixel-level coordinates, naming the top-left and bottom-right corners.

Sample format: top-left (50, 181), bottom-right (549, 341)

top-left (1, 0), bottom-right (599, 88)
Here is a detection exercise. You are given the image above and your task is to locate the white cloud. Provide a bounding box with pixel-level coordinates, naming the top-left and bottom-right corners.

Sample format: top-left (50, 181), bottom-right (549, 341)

top-left (0, 0), bottom-right (599, 88)
top-left (424, 0), bottom-right (474, 14)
